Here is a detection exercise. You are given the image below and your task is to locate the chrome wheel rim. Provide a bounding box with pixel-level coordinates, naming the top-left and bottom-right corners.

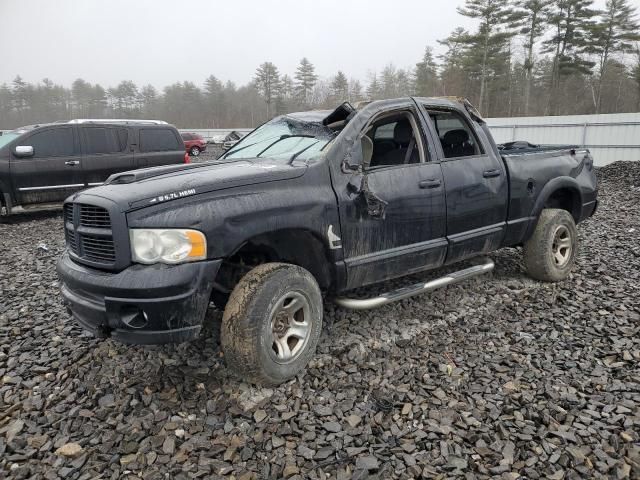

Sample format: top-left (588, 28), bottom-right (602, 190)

top-left (269, 291), bottom-right (312, 364)
top-left (190, 148), bottom-right (200, 156)
top-left (551, 225), bottom-right (572, 267)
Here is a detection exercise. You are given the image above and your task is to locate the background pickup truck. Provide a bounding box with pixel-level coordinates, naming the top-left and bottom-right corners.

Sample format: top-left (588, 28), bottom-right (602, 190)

top-left (57, 97), bottom-right (598, 385)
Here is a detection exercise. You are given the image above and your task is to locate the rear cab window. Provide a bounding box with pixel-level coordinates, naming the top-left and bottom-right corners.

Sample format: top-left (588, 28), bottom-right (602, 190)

top-left (140, 128), bottom-right (181, 152)
top-left (425, 108), bottom-right (484, 159)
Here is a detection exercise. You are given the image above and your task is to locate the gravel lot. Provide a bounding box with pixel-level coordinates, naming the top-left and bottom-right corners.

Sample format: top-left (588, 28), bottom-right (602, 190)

top-left (1, 162), bottom-right (639, 479)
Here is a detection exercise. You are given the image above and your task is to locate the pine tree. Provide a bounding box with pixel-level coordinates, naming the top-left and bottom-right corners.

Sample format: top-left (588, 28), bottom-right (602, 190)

top-left (542, 0), bottom-right (597, 114)
top-left (294, 58), bottom-right (318, 106)
top-left (276, 74), bottom-right (294, 114)
top-left (414, 47), bottom-right (439, 96)
top-left (349, 79), bottom-right (364, 102)
top-left (204, 75), bottom-right (223, 127)
top-left (587, 0), bottom-right (640, 112)
top-left (140, 84), bottom-right (158, 117)
top-left (12, 75), bottom-right (28, 113)
top-left (71, 78), bottom-right (93, 117)
top-left (254, 62), bottom-right (280, 118)
top-left (456, 0), bottom-right (514, 113)
top-left (509, 0), bottom-right (553, 115)
top-left (330, 71), bottom-right (349, 102)
top-left (366, 73), bottom-right (381, 100)
top-left (438, 28), bottom-right (470, 97)
top-left (380, 65), bottom-right (395, 98)
top-left (89, 85), bottom-right (107, 117)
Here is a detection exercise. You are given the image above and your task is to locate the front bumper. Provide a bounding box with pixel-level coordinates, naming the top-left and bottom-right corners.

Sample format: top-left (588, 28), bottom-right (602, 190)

top-left (57, 253), bottom-right (222, 344)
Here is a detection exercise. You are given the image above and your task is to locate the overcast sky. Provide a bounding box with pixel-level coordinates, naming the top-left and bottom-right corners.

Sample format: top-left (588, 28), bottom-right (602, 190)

top-left (0, 0), bottom-right (633, 89)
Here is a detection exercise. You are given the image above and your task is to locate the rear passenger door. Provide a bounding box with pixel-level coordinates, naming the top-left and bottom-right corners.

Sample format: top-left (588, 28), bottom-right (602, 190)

top-left (418, 104), bottom-right (508, 264)
top-left (80, 126), bottom-right (133, 186)
top-left (11, 126), bottom-right (84, 205)
top-left (136, 128), bottom-right (184, 168)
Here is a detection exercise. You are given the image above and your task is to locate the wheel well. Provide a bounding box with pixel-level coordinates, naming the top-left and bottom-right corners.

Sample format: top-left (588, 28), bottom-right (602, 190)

top-left (213, 229), bottom-right (334, 296)
top-left (544, 188), bottom-right (581, 222)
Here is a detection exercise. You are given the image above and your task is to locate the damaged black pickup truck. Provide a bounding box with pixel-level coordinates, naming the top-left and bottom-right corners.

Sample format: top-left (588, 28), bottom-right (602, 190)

top-left (57, 97), bottom-right (598, 385)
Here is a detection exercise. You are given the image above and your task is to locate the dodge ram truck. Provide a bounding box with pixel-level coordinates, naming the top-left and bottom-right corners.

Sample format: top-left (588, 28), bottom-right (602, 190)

top-left (57, 97), bottom-right (598, 385)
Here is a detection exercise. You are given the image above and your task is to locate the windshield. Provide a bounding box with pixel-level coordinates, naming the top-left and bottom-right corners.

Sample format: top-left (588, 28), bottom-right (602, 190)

top-left (222, 116), bottom-right (334, 161)
top-left (0, 132), bottom-right (21, 150)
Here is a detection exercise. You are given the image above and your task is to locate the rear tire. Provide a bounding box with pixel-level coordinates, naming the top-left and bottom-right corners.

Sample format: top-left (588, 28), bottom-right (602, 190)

top-left (221, 263), bottom-right (323, 385)
top-left (189, 146), bottom-right (201, 157)
top-left (523, 208), bottom-right (578, 282)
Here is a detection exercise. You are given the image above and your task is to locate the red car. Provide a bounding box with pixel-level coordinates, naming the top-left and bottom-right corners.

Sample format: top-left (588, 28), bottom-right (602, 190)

top-left (180, 132), bottom-right (207, 157)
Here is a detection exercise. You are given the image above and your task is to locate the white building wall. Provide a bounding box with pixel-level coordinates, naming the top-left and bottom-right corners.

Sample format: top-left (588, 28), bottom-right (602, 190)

top-left (486, 112), bottom-right (640, 166)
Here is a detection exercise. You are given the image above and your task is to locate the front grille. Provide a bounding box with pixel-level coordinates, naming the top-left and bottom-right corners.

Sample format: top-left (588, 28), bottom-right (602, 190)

top-left (79, 205), bottom-right (111, 228)
top-left (64, 202), bottom-right (117, 268)
top-left (64, 204), bottom-right (78, 254)
top-left (64, 203), bottom-right (74, 223)
top-left (80, 234), bottom-right (116, 263)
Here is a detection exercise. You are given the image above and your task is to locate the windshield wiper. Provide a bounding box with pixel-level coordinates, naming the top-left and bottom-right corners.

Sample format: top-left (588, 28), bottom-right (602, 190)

top-left (289, 141), bottom-right (320, 163)
top-left (256, 134), bottom-right (316, 158)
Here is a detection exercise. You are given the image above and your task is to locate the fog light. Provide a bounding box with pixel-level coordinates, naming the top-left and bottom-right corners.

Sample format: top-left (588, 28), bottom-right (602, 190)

top-left (120, 307), bottom-right (148, 329)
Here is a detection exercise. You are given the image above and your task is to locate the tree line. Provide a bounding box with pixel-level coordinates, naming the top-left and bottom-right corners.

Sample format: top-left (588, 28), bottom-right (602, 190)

top-left (2, 0), bottom-right (639, 130)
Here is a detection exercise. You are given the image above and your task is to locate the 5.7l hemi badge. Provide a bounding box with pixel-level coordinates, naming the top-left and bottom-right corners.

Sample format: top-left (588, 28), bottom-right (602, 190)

top-left (149, 188), bottom-right (196, 204)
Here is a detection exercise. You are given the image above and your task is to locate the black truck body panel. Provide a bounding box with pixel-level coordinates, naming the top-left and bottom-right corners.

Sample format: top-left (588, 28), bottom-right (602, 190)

top-left (56, 97), bottom-right (598, 344)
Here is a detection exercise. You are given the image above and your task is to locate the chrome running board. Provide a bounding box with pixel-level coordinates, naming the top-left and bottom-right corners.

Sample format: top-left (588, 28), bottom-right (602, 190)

top-left (335, 257), bottom-right (495, 310)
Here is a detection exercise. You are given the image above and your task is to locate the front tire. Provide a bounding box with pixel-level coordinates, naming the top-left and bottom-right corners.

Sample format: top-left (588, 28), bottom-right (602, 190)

top-left (523, 208), bottom-right (578, 282)
top-left (189, 146), bottom-right (201, 157)
top-left (221, 263), bottom-right (323, 385)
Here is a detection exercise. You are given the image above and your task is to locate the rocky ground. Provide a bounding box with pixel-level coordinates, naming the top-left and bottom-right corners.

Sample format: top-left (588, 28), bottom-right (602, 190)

top-left (0, 162), bottom-right (639, 480)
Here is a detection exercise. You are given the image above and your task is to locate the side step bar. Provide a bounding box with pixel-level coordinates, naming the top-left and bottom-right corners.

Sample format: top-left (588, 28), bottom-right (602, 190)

top-left (335, 257), bottom-right (495, 310)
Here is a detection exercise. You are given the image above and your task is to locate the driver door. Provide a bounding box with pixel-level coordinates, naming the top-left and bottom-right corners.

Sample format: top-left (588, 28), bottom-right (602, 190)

top-left (333, 106), bottom-right (448, 290)
top-left (11, 126), bottom-right (85, 205)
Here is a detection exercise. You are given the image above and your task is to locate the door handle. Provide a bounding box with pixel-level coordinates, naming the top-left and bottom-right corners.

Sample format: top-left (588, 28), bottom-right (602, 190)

top-left (483, 169), bottom-right (501, 178)
top-left (65, 160), bottom-right (80, 166)
top-left (419, 179), bottom-right (441, 189)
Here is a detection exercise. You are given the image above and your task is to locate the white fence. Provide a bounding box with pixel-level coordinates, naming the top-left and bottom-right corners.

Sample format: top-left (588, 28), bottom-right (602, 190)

top-left (486, 112), bottom-right (640, 166)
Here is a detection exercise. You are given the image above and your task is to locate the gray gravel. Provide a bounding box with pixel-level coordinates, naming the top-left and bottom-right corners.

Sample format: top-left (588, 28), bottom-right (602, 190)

top-left (1, 162), bottom-right (639, 479)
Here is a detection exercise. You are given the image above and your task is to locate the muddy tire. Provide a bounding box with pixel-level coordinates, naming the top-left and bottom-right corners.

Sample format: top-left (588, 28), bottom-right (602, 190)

top-left (523, 208), bottom-right (578, 282)
top-left (221, 263), bottom-right (323, 385)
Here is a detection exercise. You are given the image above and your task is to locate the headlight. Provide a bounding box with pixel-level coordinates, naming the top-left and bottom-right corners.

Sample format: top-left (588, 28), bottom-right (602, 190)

top-left (130, 229), bottom-right (206, 264)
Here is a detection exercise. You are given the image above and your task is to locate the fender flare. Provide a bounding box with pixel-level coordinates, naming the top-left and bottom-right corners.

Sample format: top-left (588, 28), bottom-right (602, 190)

top-left (525, 176), bottom-right (583, 238)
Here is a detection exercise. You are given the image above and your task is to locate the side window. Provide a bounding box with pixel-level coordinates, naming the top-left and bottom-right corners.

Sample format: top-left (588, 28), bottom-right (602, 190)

top-left (363, 112), bottom-right (425, 168)
top-left (27, 128), bottom-right (75, 158)
top-left (83, 127), bottom-right (128, 154)
top-left (427, 109), bottom-right (483, 158)
top-left (140, 129), bottom-right (181, 152)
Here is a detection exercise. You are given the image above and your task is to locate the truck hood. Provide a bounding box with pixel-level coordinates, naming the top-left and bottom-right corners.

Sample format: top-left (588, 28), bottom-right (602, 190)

top-left (73, 159), bottom-right (307, 211)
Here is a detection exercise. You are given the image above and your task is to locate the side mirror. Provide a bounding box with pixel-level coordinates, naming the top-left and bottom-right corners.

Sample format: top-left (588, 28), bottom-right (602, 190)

top-left (14, 145), bottom-right (34, 158)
